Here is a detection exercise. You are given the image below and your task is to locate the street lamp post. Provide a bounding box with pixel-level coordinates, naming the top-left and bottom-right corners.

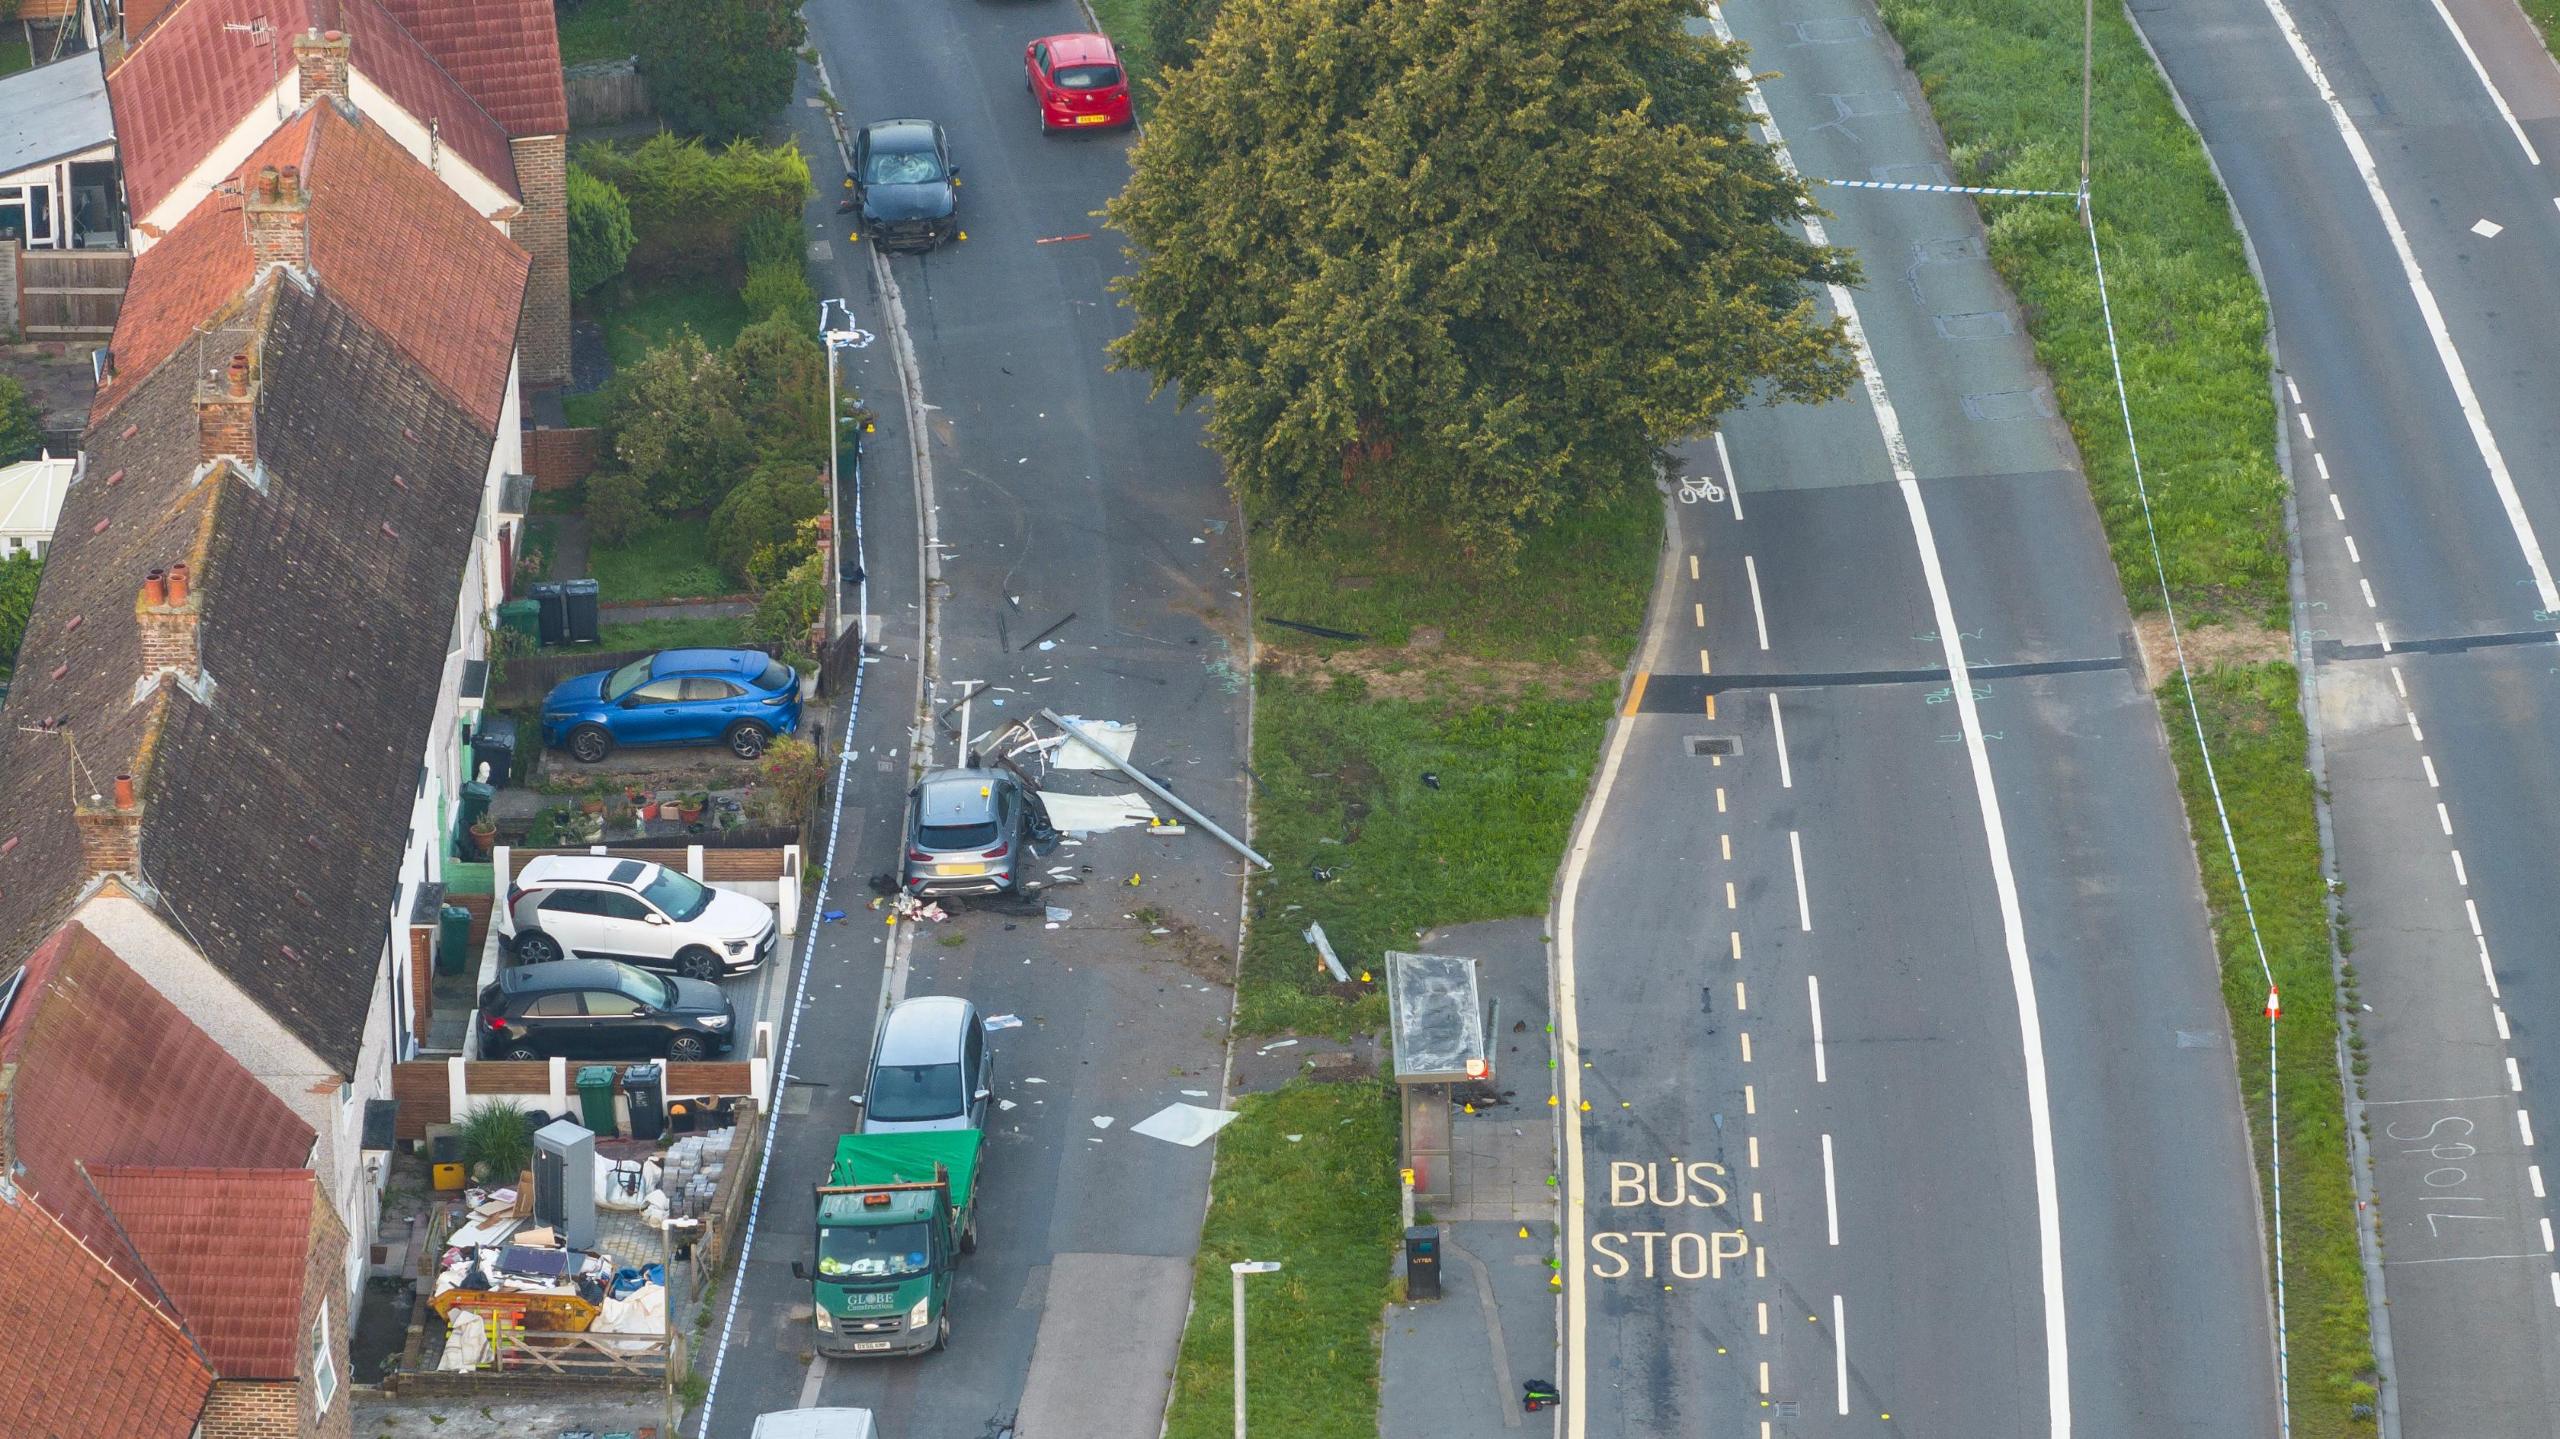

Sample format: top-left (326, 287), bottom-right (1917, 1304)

top-left (817, 299), bottom-right (874, 646)
top-left (1230, 1260), bottom-right (1282, 1439)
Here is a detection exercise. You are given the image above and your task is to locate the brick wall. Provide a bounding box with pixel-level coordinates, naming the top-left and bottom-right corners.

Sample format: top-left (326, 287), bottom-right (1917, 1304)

top-left (406, 924), bottom-right (433, 1046)
top-left (521, 425), bottom-right (600, 491)
top-left (301, 1183), bottom-right (354, 1439)
top-left (510, 135), bottom-right (571, 387)
top-left (201, 1380), bottom-right (297, 1438)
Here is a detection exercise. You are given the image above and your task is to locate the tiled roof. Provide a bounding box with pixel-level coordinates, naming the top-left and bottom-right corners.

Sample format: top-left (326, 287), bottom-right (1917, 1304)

top-left (88, 1168), bottom-right (319, 1378)
top-left (0, 1193), bottom-right (214, 1439)
top-left (0, 277), bottom-right (499, 1073)
top-left (373, 0), bottom-right (567, 136)
top-left (0, 924), bottom-right (317, 1290)
top-left (101, 101), bottom-right (529, 430)
top-left (108, 0), bottom-right (518, 221)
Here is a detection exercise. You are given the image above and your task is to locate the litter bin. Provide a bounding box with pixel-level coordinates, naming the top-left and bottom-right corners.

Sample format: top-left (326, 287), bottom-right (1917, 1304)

top-left (530, 581), bottom-right (568, 647)
top-left (471, 714), bottom-right (519, 789)
top-left (562, 578), bottom-right (601, 645)
top-left (1405, 1225), bottom-right (1441, 1300)
top-left (623, 1063), bottom-right (666, 1142)
top-left (576, 1065), bottom-right (620, 1137)
top-left (437, 904), bottom-right (472, 976)
top-left (496, 597), bottom-right (540, 645)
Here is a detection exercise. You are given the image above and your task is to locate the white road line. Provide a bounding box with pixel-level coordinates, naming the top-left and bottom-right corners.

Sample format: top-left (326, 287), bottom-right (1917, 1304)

top-left (1834, 1295), bottom-right (1850, 1415)
top-left (2287, 376), bottom-right (2302, 404)
top-left (2498, 1007), bottom-right (2512, 1040)
top-left (2468, 898), bottom-right (2484, 936)
top-left (2424, 754), bottom-right (2440, 787)
top-left (2454, 849), bottom-right (2469, 886)
top-left (2345, 535), bottom-right (2361, 564)
top-left (1715, 430), bottom-right (1744, 521)
top-left (798, 1354), bottom-right (829, 1408)
top-left (2523, 1109), bottom-right (2538, 1148)
top-left (1770, 694), bottom-right (1795, 789)
top-left (2324, 476), bottom-right (2339, 506)
top-left (2439, 802), bottom-right (2454, 835)
top-left (2298, 411), bottom-right (2317, 440)
top-left (1694, 602), bottom-right (1706, 628)
top-left (2391, 666), bottom-right (2407, 699)
top-left (1790, 831), bottom-right (1813, 932)
top-left (1822, 1132), bottom-right (1842, 1244)
top-left (2532, 1164), bottom-right (2545, 1198)
top-left (1809, 973), bottom-right (1829, 1084)
top-left (2409, 710), bottom-right (2425, 743)
top-left (2378, 620), bottom-right (2394, 652)
top-left (1709, 13), bottom-right (2072, 1428)
top-left (2544, 1217), bottom-right (2555, 1253)
top-left (2251, 0), bottom-right (2560, 615)
top-left (1744, 555), bottom-right (1772, 650)
top-left (2360, 577), bottom-right (2378, 608)
top-left (2419, 0), bottom-right (2542, 163)
top-left (1690, 554), bottom-right (1701, 581)
top-left (2511, 1058), bottom-right (2526, 1092)
top-left (2549, 1272), bottom-right (2558, 1308)
top-left (2482, 939), bottom-right (2503, 998)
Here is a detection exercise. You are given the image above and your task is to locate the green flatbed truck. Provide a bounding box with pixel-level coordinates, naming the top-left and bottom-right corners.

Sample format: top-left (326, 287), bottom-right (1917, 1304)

top-left (795, 1129), bottom-right (982, 1357)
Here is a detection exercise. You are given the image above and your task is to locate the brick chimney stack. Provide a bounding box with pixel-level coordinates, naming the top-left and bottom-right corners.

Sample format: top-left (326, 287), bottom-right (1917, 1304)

top-left (197, 353), bottom-right (257, 465)
top-left (293, 27), bottom-right (350, 102)
top-left (72, 773), bottom-right (143, 885)
top-left (137, 563), bottom-right (201, 683)
top-left (243, 163), bottom-right (308, 269)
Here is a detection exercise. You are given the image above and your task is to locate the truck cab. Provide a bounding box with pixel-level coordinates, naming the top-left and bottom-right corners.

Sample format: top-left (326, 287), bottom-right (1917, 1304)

top-left (799, 1129), bottom-right (982, 1358)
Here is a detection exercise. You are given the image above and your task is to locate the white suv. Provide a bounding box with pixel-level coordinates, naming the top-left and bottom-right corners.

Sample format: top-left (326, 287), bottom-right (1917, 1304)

top-left (506, 855), bottom-right (778, 981)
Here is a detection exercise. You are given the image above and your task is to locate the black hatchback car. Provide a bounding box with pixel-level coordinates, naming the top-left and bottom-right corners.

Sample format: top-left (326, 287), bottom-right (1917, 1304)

top-left (477, 958), bottom-right (736, 1061)
top-left (853, 119), bottom-right (959, 252)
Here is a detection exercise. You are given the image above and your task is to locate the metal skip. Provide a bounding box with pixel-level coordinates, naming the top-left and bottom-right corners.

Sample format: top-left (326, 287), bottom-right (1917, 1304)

top-left (1039, 709), bottom-right (1272, 870)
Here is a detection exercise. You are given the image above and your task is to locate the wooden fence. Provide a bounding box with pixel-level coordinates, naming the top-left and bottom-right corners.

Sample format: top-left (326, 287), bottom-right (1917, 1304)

top-left (565, 59), bottom-right (653, 127)
top-left (391, 1049), bottom-right (771, 1141)
top-left (18, 247), bottom-right (128, 339)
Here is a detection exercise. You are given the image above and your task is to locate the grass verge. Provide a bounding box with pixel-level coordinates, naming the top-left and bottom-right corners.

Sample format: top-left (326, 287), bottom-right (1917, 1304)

top-left (588, 520), bottom-right (730, 602)
top-left (592, 276), bottom-right (752, 371)
top-left (597, 615), bottom-right (752, 650)
top-left (1878, 0), bottom-right (2374, 1431)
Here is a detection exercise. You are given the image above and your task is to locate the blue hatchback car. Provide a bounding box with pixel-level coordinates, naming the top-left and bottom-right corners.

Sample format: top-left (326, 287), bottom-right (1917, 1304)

top-left (541, 649), bottom-right (802, 763)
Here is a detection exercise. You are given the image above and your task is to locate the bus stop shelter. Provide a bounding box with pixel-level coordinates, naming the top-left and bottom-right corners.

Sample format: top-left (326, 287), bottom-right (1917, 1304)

top-left (1386, 950), bottom-right (1490, 1203)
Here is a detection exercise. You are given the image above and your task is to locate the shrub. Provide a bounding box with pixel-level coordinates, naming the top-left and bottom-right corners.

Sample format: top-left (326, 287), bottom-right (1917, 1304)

top-left (632, 0), bottom-right (804, 139)
top-left (578, 133), bottom-right (811, 279)
top-left (747, 519), bottom-right (828, 665)
top-left (458, 1100), bottom-right (534, 1184)
top-left (585, 467), bottom-right (658, 545)
top-left (742, 255), bottom-right (815, 324)
top-left (756, 733), bottom-right (825, 824)
top-left (0, 376), bottom-right (41, 464)
top-left (0, 550), bottom-right (39, 678)
top-left (1151, 0), bottom-right (1225, 72)
top-left (707, 460), bottom-right (825, 585)
top-left (604, 329), bottom-right (753, 513)
top-left (738, 208), bottom-right (802, 269)
top-left (566, 163), bottom-right (637, 298)
top-left (729, 312), bottom-right (830, 465)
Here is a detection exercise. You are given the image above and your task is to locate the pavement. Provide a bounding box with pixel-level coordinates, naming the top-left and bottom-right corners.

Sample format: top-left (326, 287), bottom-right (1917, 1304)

top-left (1552, 2), bottom-right (2278, 1432)
top-left (2129, 0), bottom-right (2560, 1426)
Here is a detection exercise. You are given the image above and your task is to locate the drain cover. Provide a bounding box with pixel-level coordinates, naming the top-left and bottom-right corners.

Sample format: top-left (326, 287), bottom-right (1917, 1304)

top-left (1688, 736), bottom-right (1740, 757)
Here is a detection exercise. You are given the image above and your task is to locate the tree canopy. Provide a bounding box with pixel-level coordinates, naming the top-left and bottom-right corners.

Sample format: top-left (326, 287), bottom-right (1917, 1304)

top-left (631, 0), bottom-right (805, 141)
top-left (1107, 0), bottom-right (1854, 552)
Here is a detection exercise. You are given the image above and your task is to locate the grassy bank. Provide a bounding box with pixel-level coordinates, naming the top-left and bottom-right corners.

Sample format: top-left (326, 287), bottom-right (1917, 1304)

top-left (589, 520), bottom-right (729, 602)
top-left (1152, 487), bottom-right (1659, 1435)
top-left (1878, 0), bottom-right (2372, 1430)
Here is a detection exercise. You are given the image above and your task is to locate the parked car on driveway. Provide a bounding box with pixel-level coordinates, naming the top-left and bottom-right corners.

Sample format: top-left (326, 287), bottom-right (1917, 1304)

top-left (1025, 33), bottom-right (1133, 132)
top-left (506, 855), bottom-right (778, 979)
top-left (901, 768), bottom-right (1040, 897)
top-left (853, 119), bottom-right (960, 252)
top-left (540, 647), bottom-right (800, 763)
top-left (477, 958), bottom-right (735, 1061)
top-left (855, 996), bottom-right (994, 1135)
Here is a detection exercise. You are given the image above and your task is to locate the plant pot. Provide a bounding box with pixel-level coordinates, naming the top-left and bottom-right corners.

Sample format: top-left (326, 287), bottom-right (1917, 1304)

top-left (580, 798), bottom-right (605, 816)
top-left (680, 804), bottom-right (705, 825)
top-left (640, 800), bottom-right (661, 822)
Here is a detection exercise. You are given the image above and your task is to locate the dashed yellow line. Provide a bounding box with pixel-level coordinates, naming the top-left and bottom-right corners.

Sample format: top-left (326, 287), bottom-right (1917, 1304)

top-left (1622, 670), bottom-right (1650, 717)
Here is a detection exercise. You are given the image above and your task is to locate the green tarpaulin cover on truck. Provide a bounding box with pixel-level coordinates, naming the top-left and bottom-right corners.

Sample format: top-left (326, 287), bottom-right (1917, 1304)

top-left (827, 1130), bottom-right (982, 1213)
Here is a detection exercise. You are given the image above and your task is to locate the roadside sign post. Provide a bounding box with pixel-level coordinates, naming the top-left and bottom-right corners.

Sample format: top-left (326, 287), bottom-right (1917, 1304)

top-left (1231, 1260), bottom-right (1283, 1438)
top-left (819, 298), bottom-right (874, 647)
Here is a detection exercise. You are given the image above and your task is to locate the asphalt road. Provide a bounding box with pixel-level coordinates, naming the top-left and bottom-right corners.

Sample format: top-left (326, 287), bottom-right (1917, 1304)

top-left (1557, 4), bottom-right (2278, 1434)
top-left (692, 12), bottom-right (1251, 1436)
top-left (2130, 0), bottom-right (2560, 1426)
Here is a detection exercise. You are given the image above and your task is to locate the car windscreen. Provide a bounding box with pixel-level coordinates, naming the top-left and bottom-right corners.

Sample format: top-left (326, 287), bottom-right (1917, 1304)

top-left (641, 866), bottom-right (713, 922)
top-left (1054, 63), bottom-right (1122, 90)
top-left (817, 1219), bottom-right (935, 1279)
top-left (864, 147), bottom-right (943, 186)
top-left (603, 657), bottom-right (653, 702)
top-left (756, 658), bottom-right (793, 691)
top-left (866, 1062), bottom-right (965, 1122)
top-left (917, 818), bottom-right (999, 850)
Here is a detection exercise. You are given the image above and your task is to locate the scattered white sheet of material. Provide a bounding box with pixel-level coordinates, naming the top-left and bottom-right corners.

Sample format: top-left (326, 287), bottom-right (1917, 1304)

top-left (1051, 717), bottom-right (1139, 769)
top-left (1038, 791), bottom-right (1152, 833)
top-left (1129, 1102), bottom-right (1240, 1147)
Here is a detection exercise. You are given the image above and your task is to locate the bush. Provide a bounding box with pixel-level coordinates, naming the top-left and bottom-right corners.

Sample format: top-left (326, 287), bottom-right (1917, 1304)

top-left (578, 133), bottom-right (812, 280)
top-left (585, 467), bottom-right (657, 546)
top-left (738, 209), bottom-right (802, 269)
top-left (0, 376), bottom-right (40, 464)
top-left (566, 163), bottom-right (637, 298)
top-left (707, 460), bottom-right (825, 585)
top-left (1150, 0), bottom-right (1226, 72)
top-left (458, 1100), bottom-right (534, 1184)
top-left (755, 733), bottom-right (825, 824)
top-left (631, 0), bottom-right (806, 140)
top-left (0, 550), bottom-right (39, 678)
top-left (747, 520), bottom-right (828, 665)
top-left (603, 328), bottom-right (753, 513)
top-left (729, 312), bottom-right (830, 465)
top-left (742, 255), bottom-right (815, 325)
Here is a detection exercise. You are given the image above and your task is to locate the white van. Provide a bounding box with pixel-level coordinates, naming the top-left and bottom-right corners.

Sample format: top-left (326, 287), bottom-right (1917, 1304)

top-left (751, 1411), bottom-right (879, 1439)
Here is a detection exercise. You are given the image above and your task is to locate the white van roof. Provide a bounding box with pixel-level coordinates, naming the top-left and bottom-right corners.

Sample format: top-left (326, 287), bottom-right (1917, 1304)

top-left (750, 1411), bottom-right (878, 1439)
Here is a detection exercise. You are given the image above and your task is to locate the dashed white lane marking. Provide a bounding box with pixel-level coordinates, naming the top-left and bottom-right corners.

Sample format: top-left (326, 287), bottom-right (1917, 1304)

top-left (2287, 376), bottom-right (2302, 404)
top-left (2251, 0), bottom-right (2560, 615)
top-left (2378, 621), bottom-right (2395, 652)
top-left (2481, 940), bottom-right (2502, 999)
top-left (2420, 0), bottom-right (2542, 162)
top-left (1822, 1132), bottom-right (1842, 1245)
top-left (1770, 694), bottom-right (1795, 789)
top-left (2409, 710), bottom-right (2426, 743)
top-left (2511, 1058), bottom-right (2525, 1092)
top-left (2439, 802), bottom-right (2454, 835)
top-left (1715, 431), bottom-right (1744, 522)
top-left (1809, 973), bottom-right (1830, 1084)
top-left (2345, 535), bottom-right (2362, 563)
top-left (2522, 1110), bottom-right (2537, 1148)
top-left (2360, 576), bottom-right (2379, 608)
top-left (2473, 217), bottom-right (2508, 237)
top-left (2322, 460), bottom-right (2337, 491)
top-left (1690, 554), bottom-right (1701, 582)
top-left (2543, 1217), bottom-right (2554, 1253)
top-left (1758, 1300), bottom-right (1770, 1335)
top-left (2467, 898), bottom-right (2482, 935)
top-left (2497, 1007), bottom-right (2512, 1040)
top-left (1834, 1295), bottom-right (1850, 1415)
top-left (1745, 555), bottom-right (1772, 650)
top-left (1790, 831), bottom-right (1813, 932)
top-left (2453, 849), bottom-right (2469, 886)
top-left (1695, 602), bottom-right (1707, 628)
top-left (2549, 1272), bottom-right (2558, 1308)
top-left (2533, 1165), bottom-right (2546, 1199)
top-left (2299, 411), bottom-right (2317, 440)
top-left (2391, 666), bottom-right (2407, 699)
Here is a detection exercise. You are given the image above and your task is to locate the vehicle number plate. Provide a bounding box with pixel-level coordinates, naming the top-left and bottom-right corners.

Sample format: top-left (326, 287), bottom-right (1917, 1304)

top-left (853, 1341), bottom-right (893, 1352)
top-left (1076, 114), bottom-right (1108, 124)
top-left (941, 863), bottom-right (987, 876)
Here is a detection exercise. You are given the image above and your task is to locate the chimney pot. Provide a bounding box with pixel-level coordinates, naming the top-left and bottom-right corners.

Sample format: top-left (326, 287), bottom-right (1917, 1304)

top-left (324, 28), bottom-right (342, 41)
top-left (140, 569), bottom-right (167, 607)
top-left (112, 775), bottom-right (135, 810)
top-left (257, 165), bottom-right (281, 203)
top-left (279, 164), bottom-right (301, 201)
top-left (167, 562), bottom-right (190, 604)
top-left (224, 354), bottom-right (249, 399)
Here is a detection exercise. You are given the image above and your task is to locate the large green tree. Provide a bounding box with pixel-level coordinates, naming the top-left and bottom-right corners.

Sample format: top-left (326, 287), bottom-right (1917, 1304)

top-left (1107, 0), bottom-right (1854, 551)
top-left (632, 0), bottom-right (805, 141)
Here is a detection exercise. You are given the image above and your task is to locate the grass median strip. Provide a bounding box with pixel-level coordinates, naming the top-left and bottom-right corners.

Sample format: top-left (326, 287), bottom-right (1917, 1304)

top-left (1877, 0), bottom-right (2375, 1430)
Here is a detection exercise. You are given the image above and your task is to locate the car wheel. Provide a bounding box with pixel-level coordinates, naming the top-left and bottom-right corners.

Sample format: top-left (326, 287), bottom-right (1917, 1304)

top-left (932, 1312), bottom-right (951, 1353)
top-left (515, 930), bottom-right (563, 964)
top-left (961, 1210), bottom-right (979, 1255)
top-left (668, 1034), bottom-right (708, 1062)
top-left (504, 1046), bottom-right (540, 1061)
top-left (724, 721), bottom-right (772, 759)
top-left (676, 947), bottom-right (723, 982)
top-left (567, 725), bottom-right (613, 763)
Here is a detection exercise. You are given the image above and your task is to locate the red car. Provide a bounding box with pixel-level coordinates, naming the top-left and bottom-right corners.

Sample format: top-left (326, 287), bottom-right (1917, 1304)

top-left (1025, 32), bottom-right (1133, 132)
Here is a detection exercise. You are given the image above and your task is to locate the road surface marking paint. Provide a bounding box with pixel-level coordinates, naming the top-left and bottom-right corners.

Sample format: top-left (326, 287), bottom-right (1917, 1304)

top-left (2248, 0), bottom-right (2560, 616)
top-left (2439, 803), bottom-right (2454, 835)
top-left (2482, 939), bottom-right (2502, 998)
top-left (2409, 711), bottom-right (2425, 742)
top-left (2467, 898), bottom-right (2482, 935)
top-left (1790, 832), bottom-right (1812, 932)
top-left (1690, 554), bottom-right (1701, 581)
top-left (1770, 695), bottom-right (1795, 789)
top-left (2522, 1110), bottom-right (2537, 1147)
top-left (1749, 1134), bottom-right (1760, 1168)
top-left (1741, 1031), bottom-right (1753, 1063)
top-left (1716, 431), bottom-right (1744, 520)
top-left (1623, 671), bottom-right (1650, 718)
top-left (2425, 754), bottom-right (2439, 787)
top-left (1718, 787), bottom-right (1728, 814)
top-left (2453, 849), bottom-right (2469, 886)
top-left (2551, 1273), bottom-right (2559, 1308)
top-left (1707, 694), bottom-right (1717, 720)
top-left (1696, 602), bottom-right (1707, 628)
top-left (2498, 1008), bottom-right (2512, 1040)
top-left (2363, 1093), bottom-right (2514, 1104)
top-left (1752, 1190), bottom-right (1764, 1223)
top-left (1760, 1361), bottom-right (1770, 1394)
top-left (2545, 1218), bottom-right (2555, 1252)
top-left (1708, 7), bottom-right (2072, 1420)
top-left (1722, 834), bottom-right (1733, 861)
top-left (2391, 666), bottom-right (2407, 699)
top-left (1834, 1295), bottom-right (1849, 1414)
top-left (1756, 1245), bottom-right (1767, 1278)
top-left (798, 1354), bottom-right (829, 1408)
top-left (2533, 1165), bottom-right (2545, 1198)
top-left (1745, 556), bottom-right (1771, 650)
top-left (1822, 1133), bottom-right (1841, 1245)
top-left (1746, 1084), bottom-right (1757, 1114)
top-left (2378, 621), bottom-right (2394, 652)
top-left (1732, 931), bottom-right (1743, 960)
top-left (2359, 577), bottom-right (2377, 609)
top-left (2299, 411), bottom-right (2316, 440)
top-left (2287, 377), bottom-right (2301, 404)
top-left (1809, 974), bottom-right (1830, 1083)
top-left (2345, 535), bottom-right (2361, 564)
top-left (1727, 881), bottom-right (1739, 910)
top-left (2418, 0), bottom-right (2542, 162)
top-left (2512, 1058), bottom-right (2525, 1092)
top-left (1758, 1300), bottom-right (1769, 1334)
top-left (1736, 980), bottom-right (1748, 1010)
top-left (2321, 463), bottom-right (2336, 493)
top-left (1702, 648), bottom-right (1712, 674)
